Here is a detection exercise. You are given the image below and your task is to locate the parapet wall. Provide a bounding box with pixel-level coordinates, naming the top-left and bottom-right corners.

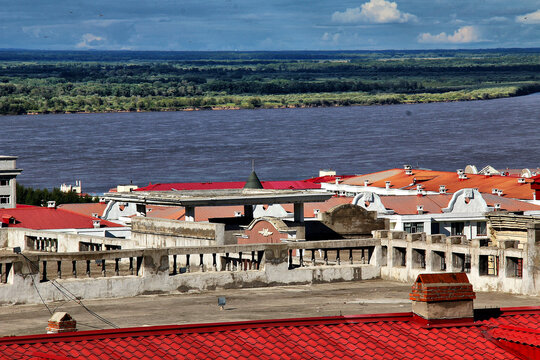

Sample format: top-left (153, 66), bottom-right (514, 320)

top-left (374, 224), bottom-right (540, 296)
top-left (131, 217), bottom-right (225, 246)
top-left (0, 238), bottom-right (379, 304)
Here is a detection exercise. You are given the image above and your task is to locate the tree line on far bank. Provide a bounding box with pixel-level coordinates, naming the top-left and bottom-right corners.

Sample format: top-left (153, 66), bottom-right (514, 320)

top-left (16, 183), bottom-right (97, 206)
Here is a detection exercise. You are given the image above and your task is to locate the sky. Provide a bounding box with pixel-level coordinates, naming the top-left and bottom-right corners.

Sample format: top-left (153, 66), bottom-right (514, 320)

top-left (1, 0), bottom-right (540, 51)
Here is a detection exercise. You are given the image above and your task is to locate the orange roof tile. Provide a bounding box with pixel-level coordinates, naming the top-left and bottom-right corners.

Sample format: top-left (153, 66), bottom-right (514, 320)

top-left (343, 169), bottom-right (538, 200)
top-left (376, 193), bottom-right (540, 215)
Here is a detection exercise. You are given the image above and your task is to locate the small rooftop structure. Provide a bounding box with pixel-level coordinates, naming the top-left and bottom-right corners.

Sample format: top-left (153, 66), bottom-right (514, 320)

top-left (243, 171), bottom-right (263, 190)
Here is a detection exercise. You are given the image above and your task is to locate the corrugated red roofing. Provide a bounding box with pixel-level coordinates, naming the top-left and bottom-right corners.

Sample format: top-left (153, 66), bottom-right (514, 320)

top-left (0, 307), bottom-right (538, 359)
top-left (135, 180), bottom-right (321, 192)
top-left (0, 207), bottom-right (122, 230)
top-left (344, 168), bottom-right (539, 200)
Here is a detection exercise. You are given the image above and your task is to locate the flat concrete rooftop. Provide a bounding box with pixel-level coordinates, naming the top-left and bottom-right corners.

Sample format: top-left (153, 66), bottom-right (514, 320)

top-left (104, 189), bottom-right (333, 206)
top-left (1, 280), bottom-right (538, 337)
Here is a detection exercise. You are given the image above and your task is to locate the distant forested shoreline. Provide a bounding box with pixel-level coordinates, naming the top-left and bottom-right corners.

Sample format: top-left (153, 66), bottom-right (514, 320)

top-left (1, 49), bottom-right (539, 115)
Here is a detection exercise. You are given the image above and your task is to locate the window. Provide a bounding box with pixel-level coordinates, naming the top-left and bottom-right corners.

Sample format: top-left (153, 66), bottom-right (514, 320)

top-left (506, 257), bottom-right (523, 278)
top-left (0, 178), bottom-right (9, 186)
top-left (432, 251), bottom-right (446, 271)
top-left (393, 247), bottom-right (406, 267)
top-left (451, 222), bottom-right (464, 236)
top-left (412, 249), bottom-right (426, 269)
top-left (477, 222), bottom-right (487, 236)
top-left (431, 222), bottom-right (440, 235)
top-left (479, 255), bottom-right (499, 276)
top-left (452, 253), bottom-right (471, 273)
top-left (404, 222), bottom-right (424, 233)
top-left (0, 196), bottom-right (10, 204)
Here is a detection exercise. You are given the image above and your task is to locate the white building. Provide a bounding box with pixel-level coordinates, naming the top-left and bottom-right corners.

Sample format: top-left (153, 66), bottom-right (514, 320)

top-left (352, 188), bottom-right (540, 239)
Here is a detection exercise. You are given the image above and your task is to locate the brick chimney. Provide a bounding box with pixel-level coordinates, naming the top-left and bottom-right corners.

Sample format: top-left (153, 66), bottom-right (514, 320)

top-left (410, 273), bottom-right (475, 327)
top-left (46, 312), bottom-right (77, 334)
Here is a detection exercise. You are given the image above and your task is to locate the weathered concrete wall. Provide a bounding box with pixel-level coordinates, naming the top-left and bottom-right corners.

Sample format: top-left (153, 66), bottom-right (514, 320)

top-left (308, 204), bottom-right (388, 240)
top-left (2, 228), bottom-right (137, 252)
top-left (131, 217), bottom-right (225, 247)
top-left (376, 229), bottom-right (540, 296)
top-left (0, 240), bottom-right (380, 304)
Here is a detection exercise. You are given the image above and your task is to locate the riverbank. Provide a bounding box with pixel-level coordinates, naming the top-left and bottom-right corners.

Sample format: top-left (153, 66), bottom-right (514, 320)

top-left (12, 83), bottom-right (539, 116)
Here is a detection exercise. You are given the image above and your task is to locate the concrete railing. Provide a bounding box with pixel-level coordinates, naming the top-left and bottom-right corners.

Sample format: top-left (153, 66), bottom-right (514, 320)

top-left (374, 228), bottom-right (540, 296)
top-left (0, 238), bottom-right (380, 304)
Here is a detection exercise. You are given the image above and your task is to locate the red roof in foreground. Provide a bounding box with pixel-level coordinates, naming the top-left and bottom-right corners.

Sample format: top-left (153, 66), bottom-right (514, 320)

top-left (0, 206), bottom-right (122, 230)
top-left (0, 307), bottom-right (538, 360)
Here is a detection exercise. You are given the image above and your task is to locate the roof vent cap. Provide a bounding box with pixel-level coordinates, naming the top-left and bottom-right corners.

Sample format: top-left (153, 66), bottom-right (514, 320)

top-left (404, 164), bottom-right (412, 170)
top-left (47, 201), bottom-right (56, 209)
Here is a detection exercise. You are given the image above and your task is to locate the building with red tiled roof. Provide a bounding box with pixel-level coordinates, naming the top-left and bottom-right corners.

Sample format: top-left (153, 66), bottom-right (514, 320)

top-left (0, 205), bottom-right (125, 239)
top-left (1, 273), bottom-right (538, 360)
top-left (353, 188), bottom-right (540, 238)
top-left (324, 167), bottom-right (540, 201)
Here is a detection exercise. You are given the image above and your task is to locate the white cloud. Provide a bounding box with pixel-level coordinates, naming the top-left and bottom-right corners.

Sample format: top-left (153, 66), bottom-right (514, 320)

top-left (322, 32), bottom-right (340, 42)
top-left (516, 9), bottom-right (540, 24)
top-left (418, 26), bottom-right (482, 44)
top-left (487, 16), bottom-right (508, 22)
top-left (332, 0), bottom-right (417, 24)
top-left (76, 33), bottom-right (106, 48)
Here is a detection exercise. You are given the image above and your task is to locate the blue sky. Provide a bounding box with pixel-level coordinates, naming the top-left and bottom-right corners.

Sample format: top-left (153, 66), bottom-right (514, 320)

top-left (1, 0), bottom-right (540, 50)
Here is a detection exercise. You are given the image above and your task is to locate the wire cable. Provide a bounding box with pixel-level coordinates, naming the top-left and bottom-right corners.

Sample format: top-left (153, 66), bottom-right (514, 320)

top-left (18, 252), bottom-right (118, 329)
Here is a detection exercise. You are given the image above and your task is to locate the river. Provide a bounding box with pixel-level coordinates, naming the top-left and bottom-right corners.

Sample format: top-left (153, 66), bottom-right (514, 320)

top-left (1, 94), bottom-right (539, 194)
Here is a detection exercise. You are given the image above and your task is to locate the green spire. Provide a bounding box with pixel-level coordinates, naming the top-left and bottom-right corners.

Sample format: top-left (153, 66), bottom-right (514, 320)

top-left (244, 171), bottom-right (263, 189)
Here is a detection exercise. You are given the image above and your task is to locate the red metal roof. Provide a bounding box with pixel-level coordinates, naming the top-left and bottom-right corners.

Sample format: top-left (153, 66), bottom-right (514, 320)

top-left (0, 207), bottom-right (122, 230)
top-left (135, 180), bottom-right (321, 192)
top-left (0, 307), bottom-right (538, 359)
top-left (343, 168), bottom-right (539, 200)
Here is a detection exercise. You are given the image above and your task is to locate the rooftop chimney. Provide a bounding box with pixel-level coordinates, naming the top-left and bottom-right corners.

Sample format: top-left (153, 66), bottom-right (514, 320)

top-left (518, 178), bottom-right (526, 184)
top-left (416, 184), bottom-right (423, 196)
top-left (92, 219), bottom-right (101, 228)
top-left (416, 205), bottom-right (424, 214)
top-left (405, 169), bottom-right (413, 175)
top-left (46, 312), bottom-right (77, 334)
top-left (410, 273), bottom-right (475, 327)
top-left (385, 181), bottom-right (391, 190)
top-left (47, 201), bottom-right (56, 209)
top-left (439, 185), bottom-right (447, 194)
top-left (494, 203), bottom-right (501, 210)
top-left (364, 180), bottom-right (370, 187)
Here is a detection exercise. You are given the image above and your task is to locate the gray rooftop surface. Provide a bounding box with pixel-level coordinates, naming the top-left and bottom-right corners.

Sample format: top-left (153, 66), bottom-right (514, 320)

top-left (1, 280), bottom-right (538, 337)
top-left (104, 189), bottom-right (333, 206)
